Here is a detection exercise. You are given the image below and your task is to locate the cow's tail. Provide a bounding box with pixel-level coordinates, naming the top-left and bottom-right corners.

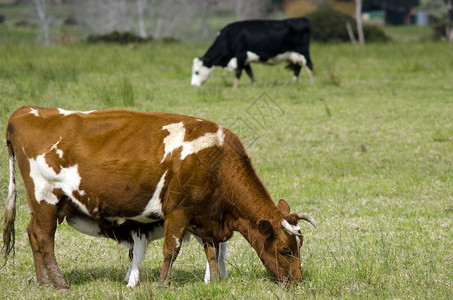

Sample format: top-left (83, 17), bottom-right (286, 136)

top-left (2, 139), bottom-right (16, 268)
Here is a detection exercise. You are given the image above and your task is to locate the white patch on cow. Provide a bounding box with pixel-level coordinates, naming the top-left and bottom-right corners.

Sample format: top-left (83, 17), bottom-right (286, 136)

top-left (120, 241), bottom-right (133, 249)
top-left (134, 171), bottom-right (167, 221)
top-left (29, 107), bottom-right (39, 117)
top-left (225, 57), bottom-right (237, 71)
top-left (162, 122), bottom-right (225, 162)
top-left (6, 156), bottom-right (16, 212)
top-left (296, 236), bottom-right (301, 247)
top-left (50, 137), bottom-right (64, 159)
top-left (180, 127), bottom-right (224, 160)
top-left (28, 154), bottom-right (89, 214)
top-left (173, 235), bottom-right (181, 248)
top-left (161, 122), bottom-right (185, 162)
top-left (191, 57), bottom-right (214, 86)
top-left (66, 216), bottom-right (103, 237)
top-left (265, 51), bottom-right (306, 65)
top-left (57, 108), bottom-right (95, 116)
top-left (246, 51), bottom-right (260, 64)
top-left (126, 232), bottom-right (147, 287)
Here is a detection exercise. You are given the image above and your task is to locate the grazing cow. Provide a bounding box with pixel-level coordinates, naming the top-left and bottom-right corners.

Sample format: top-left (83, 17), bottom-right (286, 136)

top-left (191, 17), bottom-right (314, 88)
top-left (3, 106), bottom-right (317, 290)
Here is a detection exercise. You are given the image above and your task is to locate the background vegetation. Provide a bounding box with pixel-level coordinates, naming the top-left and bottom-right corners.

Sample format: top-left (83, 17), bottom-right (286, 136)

top-left (0, 20), bottom-right (452, 300)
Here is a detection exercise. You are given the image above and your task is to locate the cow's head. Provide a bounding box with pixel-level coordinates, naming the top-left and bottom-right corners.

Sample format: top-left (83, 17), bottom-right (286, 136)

top-left (191, 57), bottom-right (214, 86)
top-left (256, 199), bottom-right (317, 284)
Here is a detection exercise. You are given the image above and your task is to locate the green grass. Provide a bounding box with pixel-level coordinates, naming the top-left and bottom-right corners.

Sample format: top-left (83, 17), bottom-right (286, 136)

top-left (0, 41), bottom-right (452, 299)
top-left (384, 25), bottom-right (433, 42)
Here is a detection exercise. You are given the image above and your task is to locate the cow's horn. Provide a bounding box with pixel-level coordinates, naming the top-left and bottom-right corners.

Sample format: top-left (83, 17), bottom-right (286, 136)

top-left (297, 213), bottom-right (318, 229)
top-left (281, 219), bottom-right (303, 237)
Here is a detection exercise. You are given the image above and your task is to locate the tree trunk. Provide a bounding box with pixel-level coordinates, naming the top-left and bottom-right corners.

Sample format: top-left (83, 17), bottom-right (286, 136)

top-left (346, 22), bottom-right (356, 44)
top-left (447, 0), bottom-right (453, 43)
top-left (137, 0), bottom-right (147, 38)
top-left (32, 0), bottom-right (50, 45)
top-left (355, 0), bottom-right (365, 44)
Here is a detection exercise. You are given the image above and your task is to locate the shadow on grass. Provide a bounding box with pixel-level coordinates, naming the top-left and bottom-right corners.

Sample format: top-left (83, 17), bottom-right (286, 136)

top-left (64, 266), bottom-right (209, 287)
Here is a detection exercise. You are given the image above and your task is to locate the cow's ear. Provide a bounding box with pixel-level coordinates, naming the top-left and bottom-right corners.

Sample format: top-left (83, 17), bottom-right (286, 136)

top-left (258, 220), bottom-right (275, 239)
top-left (277, 199), bottom-right (291, 215)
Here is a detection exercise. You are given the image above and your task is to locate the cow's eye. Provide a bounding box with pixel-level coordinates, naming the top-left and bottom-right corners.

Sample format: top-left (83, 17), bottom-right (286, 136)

top-left (281, 246), bottom-right (291, 255)
top-left (195, 71), bottom-right (199, 75)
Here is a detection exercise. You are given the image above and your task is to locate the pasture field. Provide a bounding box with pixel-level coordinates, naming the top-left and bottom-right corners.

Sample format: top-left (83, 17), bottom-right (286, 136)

top-left (0, 41), bottom-right (452, 299)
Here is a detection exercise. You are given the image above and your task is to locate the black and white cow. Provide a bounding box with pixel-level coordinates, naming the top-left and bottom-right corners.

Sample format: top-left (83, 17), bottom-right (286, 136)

top-left (191, 17), bottom-right (314, 88)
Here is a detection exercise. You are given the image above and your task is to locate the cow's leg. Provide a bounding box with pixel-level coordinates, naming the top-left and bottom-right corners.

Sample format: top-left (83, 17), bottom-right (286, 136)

top-left (218, 242), bottom-right (228, 279)
top-left (244, 64), bottom-right (255, 84)
top-left (196, 238), bottom-right (228, 283)
top-left (125, 248), bottom-right (133, 284)
top-left (29, 203), bottom-right (68, 290)
top-left (233, 54), bottom-right (247, 89)
top-left (291, 64), bottom-right (302, 84)
top-left (204, 242), bottom-right (220, 282)
top-left (27, 214), bottom-right (50, 285)
top-left (299, 50), bottom-right (314, 83)
top-left (157, 211), bottom-right (189, 287)
top-left (305, 64), bottom-right (315, 83)
top-left (125, 232), bottom-right (147, 287)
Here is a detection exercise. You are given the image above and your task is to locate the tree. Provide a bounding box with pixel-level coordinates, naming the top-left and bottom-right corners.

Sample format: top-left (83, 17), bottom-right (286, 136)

top-left (32, 0), bottom-right (51, 45)
top-left (355, 0), bottom-right (365, 44)
top-left (421, 0), bottom-right (453, 42)
top-left (137, 0), bottom-right (148, 38)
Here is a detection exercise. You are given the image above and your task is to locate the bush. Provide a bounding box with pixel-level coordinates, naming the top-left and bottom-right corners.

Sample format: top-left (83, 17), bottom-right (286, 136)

top-left (431, 21), bottom-right (448, 40)
top-left (306, 8), bottom-right (390, 43)
top-left (86, 31), bottom-right (152, 44)
top-left (363, 24), bottom-right (390, 42)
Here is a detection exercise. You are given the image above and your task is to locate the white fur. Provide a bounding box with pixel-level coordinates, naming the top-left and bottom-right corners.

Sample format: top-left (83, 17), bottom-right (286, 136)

top-left (265, 51), bottom-right (305, 65)
top-left (246, 51), bottom-right (260, 64)
top-left (125, 232), bottom-right (147, 287)
top-left (66, 216), bottom-right (103, 237)
top-left (50, 137), bottom-right (64, 159)
top-left (57, 108), bottom-right (95, 116)
top-left (191, 57), bottom-right (214, 86)
top-left (173, 235), bottom-right (181, 248)
top-left (161, 122), bottom-right (185, 162)
top-left (136, 171), bottom-right (167, 220)
top-left (29, 107), bottom-right (39, 116)
top-left (28, 154), bottom-right (89, 214)
top-left (225, 57), bottom-right (238, 71)
top-left (161, 122), bottom-right (225, 162)
top-left (6, 156), bottom-right (16, 211)
top-left (180, 127), bottom-right (225, 160)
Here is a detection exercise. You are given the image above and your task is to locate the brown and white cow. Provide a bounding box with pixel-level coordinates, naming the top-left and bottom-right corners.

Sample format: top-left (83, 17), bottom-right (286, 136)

top-left (2, 106), bottom-right (317, 290)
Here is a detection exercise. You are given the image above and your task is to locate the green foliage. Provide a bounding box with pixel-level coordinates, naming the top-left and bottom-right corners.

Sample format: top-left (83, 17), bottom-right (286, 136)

top-left (431, 21), bottom-right (449, 40)
top-left (0, 40), bottom-right (452, 299)
top-left (306, 8), bottom-right (390, 43)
